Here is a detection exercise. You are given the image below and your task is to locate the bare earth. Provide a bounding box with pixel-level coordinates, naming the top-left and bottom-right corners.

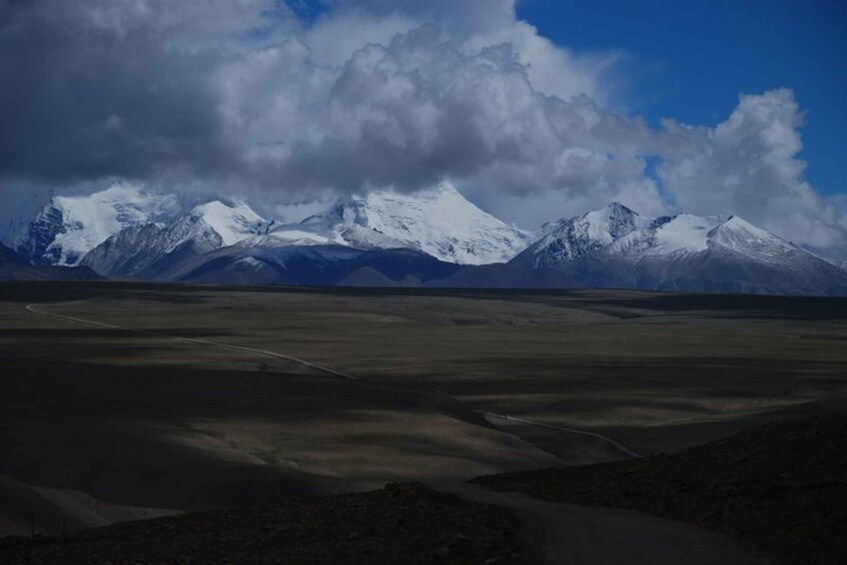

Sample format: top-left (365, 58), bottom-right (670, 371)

top-left (1, 281), bottom-right (845, 562)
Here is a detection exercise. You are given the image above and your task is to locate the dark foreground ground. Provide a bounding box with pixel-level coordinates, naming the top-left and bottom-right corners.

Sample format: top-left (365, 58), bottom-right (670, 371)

top-left (4, 412), bottom-right (845, 564)
top-left (0, 483), bottom-right (533, 564)
top-left (477, 411), bottom-right (847, 565)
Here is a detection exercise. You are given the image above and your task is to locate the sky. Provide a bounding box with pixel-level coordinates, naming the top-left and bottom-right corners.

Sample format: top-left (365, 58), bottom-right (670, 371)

top-left (0, 0), bottom-right (845, 258)
top-left (516, 0), bottom-right (847, 197)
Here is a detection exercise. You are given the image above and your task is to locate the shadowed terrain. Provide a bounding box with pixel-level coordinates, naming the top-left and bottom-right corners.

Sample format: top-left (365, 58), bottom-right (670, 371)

top-left (0, 281), bottom-right (845, 562)
top-left (476, 411), bottom-right (847, 564)
top-left (0, 483), bottom-right (534, 564)
top-left (8, 281), bottom-right (843, 454)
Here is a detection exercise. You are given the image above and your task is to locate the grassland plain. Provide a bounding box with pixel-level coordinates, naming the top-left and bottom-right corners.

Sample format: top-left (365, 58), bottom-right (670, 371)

top-left (12, 283), bottom-right (847, 445)
top-left (1, 281), bottom-right (846, 540)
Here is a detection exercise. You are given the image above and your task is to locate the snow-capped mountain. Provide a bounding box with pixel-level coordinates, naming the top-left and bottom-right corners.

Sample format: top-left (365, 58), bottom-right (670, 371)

top-left (256, 182), bottom-right (531, 265)
top-left (11, 184), bottom-right (847, 295)
top-left (16, 184), bottom-right (181, 266)
top-left (514, 203), bottom-right (805, 268)
top-left (81, 201), bottom-right (268, 278)
top-left (507, 203), bottom-right (847, 295)
top-left (513, 203), bottom-right (650, 268)
top-left (190, 201), bottom-right (268, 246)
top-left (144, 182), bottom-right (527, 286)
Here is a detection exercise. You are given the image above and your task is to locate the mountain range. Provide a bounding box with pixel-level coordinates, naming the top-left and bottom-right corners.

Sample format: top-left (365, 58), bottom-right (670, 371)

top-left (6, 183), bottom-right (847, 295)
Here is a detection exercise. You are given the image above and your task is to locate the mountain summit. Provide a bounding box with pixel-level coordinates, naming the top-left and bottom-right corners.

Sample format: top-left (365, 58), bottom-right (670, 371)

top-left (81, 201), bottom-right (269, 279)
top-left (514, 205), bottom-right (807, 269)
top-left (513, 203), bottom-right (648, 268)
top-left (258, 182), bottom-right (531, 265)
top-left (14, 184), bottom-right (181, 266)
top-left (508, 205), bottom-right (847, 295)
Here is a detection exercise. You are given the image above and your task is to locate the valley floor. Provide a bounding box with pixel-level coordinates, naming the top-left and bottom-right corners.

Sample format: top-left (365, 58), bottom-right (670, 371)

top-left (0, 281), bottom-right (845, 562)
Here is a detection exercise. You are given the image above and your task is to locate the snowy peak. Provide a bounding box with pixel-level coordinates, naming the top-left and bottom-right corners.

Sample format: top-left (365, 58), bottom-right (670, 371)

top-left (17, 183), bottom-right (181, 266)
top-left (16, 185), bottom-right (268, 268)
top-left (260, 181), bottom-right (531, 265)
top-left (517, 202), bottom-right (647, 268)
top-left (581, 202), bottom-right (644, 240)
top-left (191, 201), bottom-right (268, 246)
top-left (81, 200), bottom-right (269, 278)
top-left (708, 216), bottom-right (797, 260)
top-left (645, 213), bottom-right (726, 255)
top-left (541, 202), bottom-right (641, 237)
top-left (506, 204), bottom-right (847, 295)
top-left (515, 204), bottom-right (819, 271)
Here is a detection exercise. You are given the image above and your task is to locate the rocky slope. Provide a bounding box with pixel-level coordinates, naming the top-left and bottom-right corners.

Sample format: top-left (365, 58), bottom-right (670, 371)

top-left (15, 184), bottom-right (181, 266)
top-left (81, 201), bottom-right (268, 278)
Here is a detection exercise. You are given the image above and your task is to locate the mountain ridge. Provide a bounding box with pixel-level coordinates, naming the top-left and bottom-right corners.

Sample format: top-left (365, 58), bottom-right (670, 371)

top-left (504, 203), bottom-right (847, 295)
top-left (81, 200), bottom-right (269, 279)
top-left (7, 185), bottom-right (847, 295)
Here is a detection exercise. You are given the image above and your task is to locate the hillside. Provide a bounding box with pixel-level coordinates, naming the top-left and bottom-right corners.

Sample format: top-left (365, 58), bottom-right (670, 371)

top-left (476, 411), bottom-right (847, 565)
top-left (0, 483), bottom-right (533, 564)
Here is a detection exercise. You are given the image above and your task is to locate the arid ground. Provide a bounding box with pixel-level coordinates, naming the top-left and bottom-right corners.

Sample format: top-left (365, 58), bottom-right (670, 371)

top-left (1, 282), bottom-right (845, 562)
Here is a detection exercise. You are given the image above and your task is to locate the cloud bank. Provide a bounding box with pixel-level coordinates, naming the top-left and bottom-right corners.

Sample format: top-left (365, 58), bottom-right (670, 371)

top-left (0, 0), bottom-right (843, 257)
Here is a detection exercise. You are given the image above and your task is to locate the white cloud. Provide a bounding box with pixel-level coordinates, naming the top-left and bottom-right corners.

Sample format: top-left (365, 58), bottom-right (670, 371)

top-left (657, 89), bottom-right (846, 253)
top-left (306, 0), bottom-right (619, 102)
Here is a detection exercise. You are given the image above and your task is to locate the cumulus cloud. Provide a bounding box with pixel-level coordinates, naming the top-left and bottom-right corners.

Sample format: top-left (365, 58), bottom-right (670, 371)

top-left (657, 89), bottom-right (845, 252)
top-left (233, 27), bottom-right (646, 195)
top-left (306, 0), bottom-right (620, 102)
top-left (0, 0), bottom-right (844, 257)
top-left (0, 0), bottom-right (644, 197)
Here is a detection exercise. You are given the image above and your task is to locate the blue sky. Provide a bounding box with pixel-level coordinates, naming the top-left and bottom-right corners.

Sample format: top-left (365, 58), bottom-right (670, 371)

top-left (516, 0), bottom-right (846, 197)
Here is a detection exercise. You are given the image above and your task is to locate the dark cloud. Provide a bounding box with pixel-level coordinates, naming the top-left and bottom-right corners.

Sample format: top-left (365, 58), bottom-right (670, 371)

top-left (0, 0), bottom-right (244, 183)
top-left (0, 0), bottom-right (632, 197)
